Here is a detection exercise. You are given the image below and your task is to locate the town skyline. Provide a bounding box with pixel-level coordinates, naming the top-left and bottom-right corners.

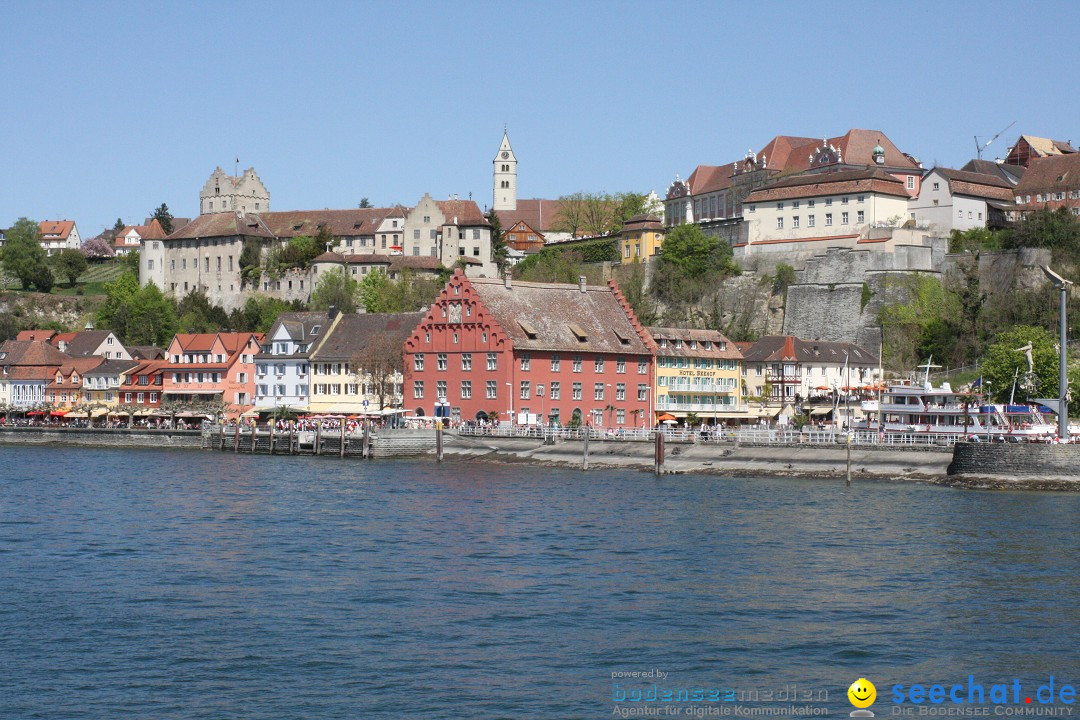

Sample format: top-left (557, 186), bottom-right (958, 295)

top-left (3, 0), bottom-right (1080, 235)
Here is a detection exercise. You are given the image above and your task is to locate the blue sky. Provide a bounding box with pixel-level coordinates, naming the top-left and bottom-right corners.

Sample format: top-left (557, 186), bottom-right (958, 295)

top-left (2, 0), bottom-right (1078, 236)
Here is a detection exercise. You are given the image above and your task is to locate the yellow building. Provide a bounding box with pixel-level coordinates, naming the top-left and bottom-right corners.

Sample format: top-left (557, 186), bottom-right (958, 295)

top-left (307, 312), bottom-right (424, 416)
top-left (647, 327), bottom-right (748, 425)
top-left (619, 214), bottom-right (665, 262)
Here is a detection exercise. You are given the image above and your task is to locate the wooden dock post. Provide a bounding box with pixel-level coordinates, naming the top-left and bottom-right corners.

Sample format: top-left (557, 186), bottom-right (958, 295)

top-left (436, 421), bottom-right (443, 462)
top-left (655, 431), bottom-right (665, 475)
top-left (250, 424), bottom-right (257, 452)
top-left (362, 421), bottom-right (371, 459)
top-left (289, 425), bottom-right (295, 455)
top-left (269, 423), bottom-right (275, 455)
top-left (340, 423), bottom-right (346, 457)
top-left (234, 423), bottom-right (240, 453)
top-left (582, 427), bottom-right (590, 471)
top-left (315, 424), bottom-right (322, 455)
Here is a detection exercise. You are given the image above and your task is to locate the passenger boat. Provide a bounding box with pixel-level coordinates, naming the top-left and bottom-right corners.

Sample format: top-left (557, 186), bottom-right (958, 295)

top-left (856, 380), bottom-right (1058, 441)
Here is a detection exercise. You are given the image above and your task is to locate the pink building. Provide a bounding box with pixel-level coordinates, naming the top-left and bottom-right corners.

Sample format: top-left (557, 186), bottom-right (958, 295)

top-left (163, 332), bottom-right (263, 418)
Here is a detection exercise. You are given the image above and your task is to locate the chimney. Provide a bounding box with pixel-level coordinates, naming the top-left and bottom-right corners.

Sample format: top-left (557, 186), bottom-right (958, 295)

top-left (579, 276), bottom-right (587, 293)
top-left (328, 305), bottom-right (338, 320)
top-left (503, 270), bottom-right (512, 289)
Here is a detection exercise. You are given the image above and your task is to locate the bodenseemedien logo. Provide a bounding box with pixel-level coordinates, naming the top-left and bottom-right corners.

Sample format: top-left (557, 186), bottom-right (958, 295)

top-left (849, 678), bottom-right (877, 717)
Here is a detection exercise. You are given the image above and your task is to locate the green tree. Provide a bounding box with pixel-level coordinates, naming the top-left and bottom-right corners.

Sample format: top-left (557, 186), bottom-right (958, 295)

top-left (359, 197), bottom-right (373, 209)
top-left (131, 281), bottom-right (178, 346)
top-left (657, 223), bottom-right (734, 279)
top-left (485, 208), bottom-right (508, 271)
top-left (176, 289), bottom-right (230, 333)
top-left (239, 239), bottom-right (262, 286)
top-left (310, 267), bottom-right (358, 313)
top-left (113, 218), bottom-right (125, 232)
top-left (151, 203), bottom-right (174, 235)
top-left (1007, 206), bottom-right (1080, 257)
top-left (29, 263), bottom-right (54, 292)
top-left (978, 325), bottom-right (1060, 403)
top-left (773, 263), bottom-right (796, 295)
top-left (359, 269), bottom-right (394, 312)
top-left (119, 249), bottom-right (139, 275)
top-left (95, 272), bottom-right (177, 345)
top-left (51, 248), bottom-right (88, 287)
top-left (228, 295), bottom-right (301, 334)
top-left (1, 217), bottom-right (50, 290)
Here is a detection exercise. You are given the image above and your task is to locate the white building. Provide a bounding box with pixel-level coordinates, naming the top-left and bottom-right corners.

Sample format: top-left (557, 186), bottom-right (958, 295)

top-left (740, 169), bottom-right (913, 251)
top-left (254, 311), bottom-right (337, 413)
top-left (908, 168), bottom-right (1014, 233)
top-left (38, 220), bottom-right (81, 255)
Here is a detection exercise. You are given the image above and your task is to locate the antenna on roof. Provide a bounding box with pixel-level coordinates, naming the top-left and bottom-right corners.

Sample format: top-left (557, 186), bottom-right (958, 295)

top-left (975, 121), bottom-right (1016, 160)
top-left (235, 156), bottom-right (239, 177)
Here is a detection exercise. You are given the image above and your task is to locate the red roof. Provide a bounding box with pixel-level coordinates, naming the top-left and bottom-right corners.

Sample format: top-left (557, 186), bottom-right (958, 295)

top-left (38, 220), bottom-right (75, 239)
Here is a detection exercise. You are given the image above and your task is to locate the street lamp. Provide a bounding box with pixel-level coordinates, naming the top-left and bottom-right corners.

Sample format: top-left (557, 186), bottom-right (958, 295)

top-left (1042, 265), bottom-right (1072, 442)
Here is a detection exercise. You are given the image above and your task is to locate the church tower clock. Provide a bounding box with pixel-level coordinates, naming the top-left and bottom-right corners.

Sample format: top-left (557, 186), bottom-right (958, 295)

top-left (493, 130), bottom-right (517, 212)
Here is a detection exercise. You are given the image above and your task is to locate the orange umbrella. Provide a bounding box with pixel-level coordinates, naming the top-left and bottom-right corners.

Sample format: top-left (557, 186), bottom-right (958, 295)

top-left (656, 413), bottom-right (677, 422)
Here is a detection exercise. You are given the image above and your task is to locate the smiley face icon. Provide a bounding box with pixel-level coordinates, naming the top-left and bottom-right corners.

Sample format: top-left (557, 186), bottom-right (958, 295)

top-left (848, 678), bottom-right (877, 710)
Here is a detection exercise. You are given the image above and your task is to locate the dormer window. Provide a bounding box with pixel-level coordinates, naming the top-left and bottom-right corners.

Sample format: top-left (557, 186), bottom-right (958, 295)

top-left (702, 341), bottom-right (712, 350)
top-left (568, 323), bottom-right (588, 342)
top-left (311, 325), bottom-right (321, 336)
top-left (689, 340), bottom-right (698, 349)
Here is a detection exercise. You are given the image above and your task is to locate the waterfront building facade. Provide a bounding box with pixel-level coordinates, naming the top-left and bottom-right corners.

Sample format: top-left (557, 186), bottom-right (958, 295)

top-left (404, 270), bottom-right (655, 427)
top-left (0, 340), bottom-right (71, 409)
top-left (647, 327), bottom-right (747, 423)
top-left (117, 360), bottom-right (166, 410)
top-left (83, 359), bottom-right (139, 409)
top-left (254, 311), bottom-right (337, 413)
top-left (162, 332), bottom-right (262, 418)
top-left (307, 311), bottom-right (425, 416)
top-left (739, 336), bottom-right (879, 422)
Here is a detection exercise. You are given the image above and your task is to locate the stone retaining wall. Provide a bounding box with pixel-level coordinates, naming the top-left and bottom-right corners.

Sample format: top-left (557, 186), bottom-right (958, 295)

top-left (948, 442), bottom-right (1080, 480)
top-left (0, 426), bottom-right (203, 449)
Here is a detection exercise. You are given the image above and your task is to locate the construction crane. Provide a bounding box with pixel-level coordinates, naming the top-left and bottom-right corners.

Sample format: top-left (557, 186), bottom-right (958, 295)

top-left (975, 120), bottom-right (1016, 160)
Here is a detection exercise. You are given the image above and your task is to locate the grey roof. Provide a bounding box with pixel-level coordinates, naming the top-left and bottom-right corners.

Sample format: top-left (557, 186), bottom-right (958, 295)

top-left (256, 312), bottom-right (333, 359)
top-left (960, 159), bottom-right (1026, 185)
top-left (469, 277), bottom-right (652, 355)
top-left (84, 359), bottom-right (138, 376)
top-left (312, 312), bottom-right (426, 361)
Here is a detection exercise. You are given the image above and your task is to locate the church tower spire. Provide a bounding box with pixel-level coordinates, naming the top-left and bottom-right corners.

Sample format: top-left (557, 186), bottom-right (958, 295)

top-left (493, 130), bottom-right (517, 212)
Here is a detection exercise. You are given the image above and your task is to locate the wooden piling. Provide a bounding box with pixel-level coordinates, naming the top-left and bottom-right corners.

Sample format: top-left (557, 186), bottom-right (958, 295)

top-left (655, 431), bottom-right (665, 475)
top-left (340, 423), bottom-right (346, 458)
top-left (315, 424), bottom-right (322, 456)
top-left (582, 427), bottom-right (590, 471)
top-left (289, 425), bottom-right (295, 455)
top-left (250, 425), bottom-right (257, 452)
top-left (362, 421), bottom-right (371, 459)
top-left (269, 423), bottom-right (275, 455)
top-left (234, 423), bottom-right (240, 453)
top-left (436, 421), bottom-right (443, 462)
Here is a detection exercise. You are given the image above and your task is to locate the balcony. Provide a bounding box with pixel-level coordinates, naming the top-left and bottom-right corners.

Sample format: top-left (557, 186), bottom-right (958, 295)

top-left (655, 399), bottom-right (749, 413)
top-left (663, 382), bottom-right (738, 394)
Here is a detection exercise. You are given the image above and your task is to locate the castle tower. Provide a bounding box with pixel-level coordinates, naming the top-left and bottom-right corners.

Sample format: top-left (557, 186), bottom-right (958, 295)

top-left (199, 166), bottom-right (270, 215)
top-left (493, 131), bottom-right (517, 212)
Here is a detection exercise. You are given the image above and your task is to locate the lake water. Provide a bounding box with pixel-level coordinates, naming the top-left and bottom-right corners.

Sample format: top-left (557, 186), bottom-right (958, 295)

top-left (1, 446), bottom-right (1078, 718)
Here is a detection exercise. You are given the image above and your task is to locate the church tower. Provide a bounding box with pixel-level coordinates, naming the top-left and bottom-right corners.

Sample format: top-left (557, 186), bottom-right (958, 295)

top-left (493, 131), bottom-right (517, 212)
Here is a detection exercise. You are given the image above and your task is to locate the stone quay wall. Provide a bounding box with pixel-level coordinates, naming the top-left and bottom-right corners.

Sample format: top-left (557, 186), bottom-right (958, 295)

top-left (0, 426), bottom-right (203, 449)
top-left (948, 442), bottom-right (1080, 486)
